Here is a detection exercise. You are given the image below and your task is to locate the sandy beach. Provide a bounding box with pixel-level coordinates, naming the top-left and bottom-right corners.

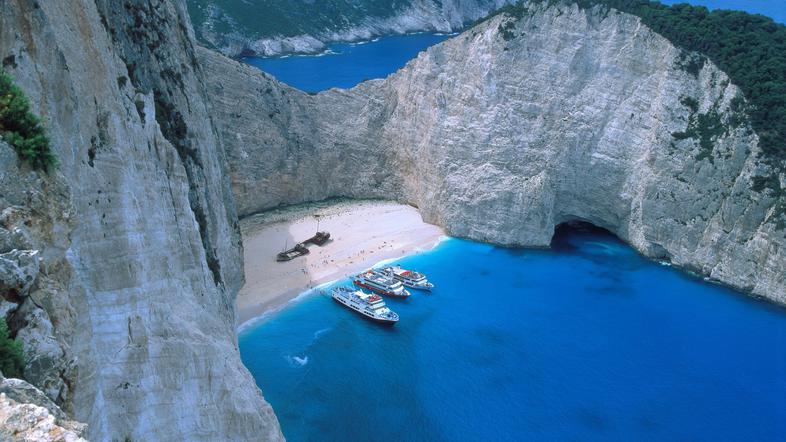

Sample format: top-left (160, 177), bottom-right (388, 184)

top-left (237, 200), bottom-right (445, 325)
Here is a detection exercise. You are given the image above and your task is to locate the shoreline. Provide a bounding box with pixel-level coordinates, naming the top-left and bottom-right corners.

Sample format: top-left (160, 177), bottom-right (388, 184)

top-left (236, 200), bottom-right (445, 328)
top-left (235, 30), bottom-right (461, 60)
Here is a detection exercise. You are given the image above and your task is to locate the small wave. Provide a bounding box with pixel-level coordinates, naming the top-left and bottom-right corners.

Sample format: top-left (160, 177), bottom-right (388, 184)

top-left (287, 355), bottom-right (309, 367)
top-left (371, 255), bottom-right (405, 269)
top-left (430, 235), bottom-right (452, 250)
top-left (313, 327), bottom-right (331, 339)
top-left (238, 285), bottom-right (331, 335)
top-left (314, 49), bottom-right (339, 57)
top-left (237, 310), bottom-right (277, 335)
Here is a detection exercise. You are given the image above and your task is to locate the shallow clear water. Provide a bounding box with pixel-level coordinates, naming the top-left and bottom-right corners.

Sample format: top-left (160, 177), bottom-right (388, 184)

top-left (240, 225), bottom-right (786, 441)
top-left (241, 33), bottom-right (451, 93)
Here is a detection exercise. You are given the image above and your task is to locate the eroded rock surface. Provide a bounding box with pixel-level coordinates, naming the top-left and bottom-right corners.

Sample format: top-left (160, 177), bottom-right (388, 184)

top-left (0, 375), bottom-right (88, 441)
top-left (1, 1), bottom-right (282, 440)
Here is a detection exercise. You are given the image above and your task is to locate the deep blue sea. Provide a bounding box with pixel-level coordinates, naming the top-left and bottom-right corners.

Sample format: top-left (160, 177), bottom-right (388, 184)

top-left (240, 225), bottom-right (786, 441)
top-left (242, 33), bottom-right (451, 93)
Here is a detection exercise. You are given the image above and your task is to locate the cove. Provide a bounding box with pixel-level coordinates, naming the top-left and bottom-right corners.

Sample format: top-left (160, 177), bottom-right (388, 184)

top-left (241, 33), bottom-right (451, 93)
top-left (239, 224), bottom-right (786, 441)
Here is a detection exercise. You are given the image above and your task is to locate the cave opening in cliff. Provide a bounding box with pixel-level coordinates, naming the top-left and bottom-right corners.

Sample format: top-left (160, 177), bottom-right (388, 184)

top-left (550, 220), bottom-right (621, 252)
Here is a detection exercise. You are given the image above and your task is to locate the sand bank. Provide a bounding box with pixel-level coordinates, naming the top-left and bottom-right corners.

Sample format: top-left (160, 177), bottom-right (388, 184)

top-left (237, 200), bottom-right (445, 325)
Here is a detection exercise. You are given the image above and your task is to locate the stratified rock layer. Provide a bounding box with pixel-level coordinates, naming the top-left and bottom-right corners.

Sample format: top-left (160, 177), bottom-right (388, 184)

top-left (202, 2), bottom-right (785, 303)
top-left (0, 1), bottom-right (282, 440)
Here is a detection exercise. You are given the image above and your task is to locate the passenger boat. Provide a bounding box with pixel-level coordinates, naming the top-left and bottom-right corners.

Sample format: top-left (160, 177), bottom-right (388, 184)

top-left (331, 286), bottom-right (399, 324)
top-left (352, 270), bottom-right (411, 298)
top-left (380, 265), bottom-right (434, 291)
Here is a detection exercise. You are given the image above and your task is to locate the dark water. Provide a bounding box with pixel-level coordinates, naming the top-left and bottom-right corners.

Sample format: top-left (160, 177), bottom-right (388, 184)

top-left (241, 33), bottom-right (451, 93)
top-left (240, 226), bottom-right (786, 441)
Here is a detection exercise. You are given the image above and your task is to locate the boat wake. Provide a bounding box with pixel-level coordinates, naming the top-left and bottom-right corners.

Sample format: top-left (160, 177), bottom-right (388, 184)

top-left (287, 355), bottom-right (309, 367)
top-left (313, 327), bottom-right (331, 340)
top-left (286, 326), bottom-right (333, 367)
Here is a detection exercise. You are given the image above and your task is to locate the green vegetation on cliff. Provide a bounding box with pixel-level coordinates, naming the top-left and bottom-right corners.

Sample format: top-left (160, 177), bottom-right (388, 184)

top-left (500, 1), bottom-right (786, 165)
top-left (0, 68), bottom-right (56, 171)
top-left (0, 319), bottom-right (24, 378)
top-left (187, 0), bottom-right (413, 39)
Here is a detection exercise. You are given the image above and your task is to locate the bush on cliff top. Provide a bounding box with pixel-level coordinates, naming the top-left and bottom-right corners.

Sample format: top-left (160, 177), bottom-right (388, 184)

top-left (501, 0), bottom-right (786, 165)
top-left (0, 68), bottom-right (57, 171)
top-left (0, 318), bottom-right (25, 378)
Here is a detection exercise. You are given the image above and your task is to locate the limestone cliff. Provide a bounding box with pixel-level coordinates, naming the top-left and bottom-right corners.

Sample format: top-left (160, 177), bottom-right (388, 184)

top-left (201, 1), bottom-right (786, 304)
top-left (1, 0), bottom-right (282, 440)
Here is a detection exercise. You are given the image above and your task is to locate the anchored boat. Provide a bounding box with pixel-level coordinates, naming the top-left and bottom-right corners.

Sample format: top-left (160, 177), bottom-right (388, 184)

top-left (353, 270), bottom-right (411, 298)
top-left (331, 286), bottom-right (399, 324)
top-left (381, 265), bottom-right (434, 291)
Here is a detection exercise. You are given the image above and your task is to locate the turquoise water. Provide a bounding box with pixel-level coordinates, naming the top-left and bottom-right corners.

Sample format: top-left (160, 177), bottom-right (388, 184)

top-left (240, 225), bottom-right (786, 441)
top-left (242, 33), bottom-right (451, 93)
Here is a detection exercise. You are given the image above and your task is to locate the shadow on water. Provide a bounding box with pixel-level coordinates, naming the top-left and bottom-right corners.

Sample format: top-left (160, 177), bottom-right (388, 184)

top-left (550, 221), bottom-right (622, 252)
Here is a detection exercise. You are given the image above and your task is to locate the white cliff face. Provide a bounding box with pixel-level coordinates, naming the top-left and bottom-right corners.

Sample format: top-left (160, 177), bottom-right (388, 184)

top-left (202, 2), bottom-right (785, 303)
top-left (1, 0), bottom-right (282, 440)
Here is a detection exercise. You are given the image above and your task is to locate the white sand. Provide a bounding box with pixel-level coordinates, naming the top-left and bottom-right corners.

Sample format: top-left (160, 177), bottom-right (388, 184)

top-left (237, 200), bottom-right (445, 324)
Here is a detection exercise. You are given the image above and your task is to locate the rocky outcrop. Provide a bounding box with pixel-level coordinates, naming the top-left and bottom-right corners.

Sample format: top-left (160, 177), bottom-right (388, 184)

top-left (201, 1), bottom-right (786, 304)
top-left (1, 1), bottom-right (282, 441)
top-left (0, 375), bottom-right (88, 441)
top-left (188, 0), bottom-right (516, 57)
top-left (0, 139), bottom-right (77, 410)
